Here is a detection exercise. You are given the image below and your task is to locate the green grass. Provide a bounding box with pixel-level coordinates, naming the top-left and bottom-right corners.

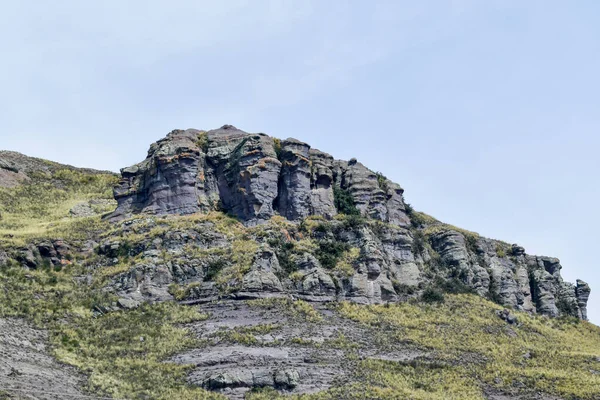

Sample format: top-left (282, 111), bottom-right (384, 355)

top-left (337, 294), bottom-right (600, 399)
top-left (246, 295), bottom-right (600, 400)
top-left (0, 167), bottom-right (117, 246)
top-left (333, 186), bottom-right (360, 216)
top-left (0, 166), bottom-right (223, 399)
top-left (210, 324), bottom-right (281, 346)
top-left (0, 259), bottom-right (222, 399)
top-left (54, 302), bottom-right (217, 399)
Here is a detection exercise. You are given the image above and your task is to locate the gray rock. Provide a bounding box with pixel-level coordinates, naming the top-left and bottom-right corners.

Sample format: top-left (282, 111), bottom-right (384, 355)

top-left (529, 268), bottom-right (559, 317)
top-left (117, 298), bottom-right (141, 309)
top-left (69, 202), bottom-right (96, 218)
top-left (100, 126), bottom-right (590, 319)
top-left (511, 244), bottom-right (526, 256)
top-left (0, 318), bottom-right (88, 399)
top-left (275, 368), bottom-right (300, 389)
top-left (0, 251), bottom-right (8, 267)
top-left (277, 139), bottom-right (312, 220)
top-left (37, 242), bottom-right (57, 259)
top-left (430, 230), bottom-right (490, 297)
top-left (496, 309), bottom-right (519, 325)
top-left (294, 266), bottom-right (337, 301)
top-left (334, 159), bottom-right (409, 227)
top-left (241, 270), bottom-right (284, 294)
top-left (113, 263), bottom-right (175, 304)
top-left (576, 280), bottom-right (591, 320)
top-left (109, 126), bottom-right (408, 227)
top-left (340, 273), bottom-right (397, 304)
top-left (111, 129), bottom-right (205, 220)
top-left (239, 248), bottom-right (284, 296)
top-left (309, 149), bottom-right (337, 219)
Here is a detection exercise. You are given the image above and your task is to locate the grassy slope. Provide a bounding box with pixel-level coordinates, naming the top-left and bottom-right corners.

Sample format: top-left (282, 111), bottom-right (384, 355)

top-left (0, 161), bottom-right (223, 399)
top-left (0, 157), bottom-right (598, 399)
top-left (0, 162), bottom-right (118, 246)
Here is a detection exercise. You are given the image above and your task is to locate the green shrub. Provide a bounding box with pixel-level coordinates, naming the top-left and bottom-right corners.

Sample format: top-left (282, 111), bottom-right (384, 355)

top-left (421, 287), bottom-right (445, 303)
top-left (392, 280), bottom-right (417, 296)
top-left (465, 234), bottom-right (479, 254)
top-left (435, 276), bottom-right (475, 295)
top-left (375, 172), bottom-right (389, 192)
top-left (341, 214), bottom-right (365, 230)
top-left (204, 258), bottom-right (227, 281)
top-left (556, 297), bottom-right (579, 317)
top-left (409, 211), bottom-right (438, 228)
top-left (273, 138), bottom-right (282, 159)
top-left (495, 245), bottom-right (506, 258)
top-left (411, 230), bottom-right (426, 255)
top-left (196, 131), bottom-right (209, 153)
top-left (333, 186), bottom-right (360, 216)
top-left (267, 238), bottom-right (297, 276)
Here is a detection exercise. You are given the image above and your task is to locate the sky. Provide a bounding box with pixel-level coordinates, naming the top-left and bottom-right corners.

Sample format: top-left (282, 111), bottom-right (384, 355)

top-left (1, 1), bottom-right (598, 323)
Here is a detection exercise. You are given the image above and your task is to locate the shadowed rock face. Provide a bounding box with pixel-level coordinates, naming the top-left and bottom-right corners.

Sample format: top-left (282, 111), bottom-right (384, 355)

top-left (110, 125), bottom-right (411, 227)
top-left (104, 126), bottom-right (590, 320)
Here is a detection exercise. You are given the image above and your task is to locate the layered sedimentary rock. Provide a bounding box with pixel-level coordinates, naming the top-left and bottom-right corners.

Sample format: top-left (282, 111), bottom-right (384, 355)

top-left (96, 126), bottom-right (592, 319)
top-left (110, 125), bottom-right (411, 227)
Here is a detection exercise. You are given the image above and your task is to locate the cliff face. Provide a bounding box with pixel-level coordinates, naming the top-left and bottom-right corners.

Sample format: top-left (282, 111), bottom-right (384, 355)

top-left (111, 125), bottom-right (410, 227)
top-left (107, 126), bottom-right (590, 320)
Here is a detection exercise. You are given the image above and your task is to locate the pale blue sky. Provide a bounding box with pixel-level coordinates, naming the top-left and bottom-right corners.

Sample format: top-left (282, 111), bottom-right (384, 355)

top-left (1, 1), bottom-right (598, 323)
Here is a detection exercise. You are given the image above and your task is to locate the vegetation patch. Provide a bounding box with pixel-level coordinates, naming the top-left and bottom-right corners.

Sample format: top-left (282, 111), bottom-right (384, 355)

top-left (0, 168), bottom-right (117, 246)
top-left (315, 239), bottom-right (351, 270)
top-left (338, 294), bottom-right (600, 399)
top-left (333, 186), bottom-right (360, 216)
top-left (54, 302), bottom-right (217, 399)
top-left (375, 171), bottom-right (389, 192)
top-left (196, 131), bottom-right (209, 153)
top-left (273, 138), bottom-right (282, 159)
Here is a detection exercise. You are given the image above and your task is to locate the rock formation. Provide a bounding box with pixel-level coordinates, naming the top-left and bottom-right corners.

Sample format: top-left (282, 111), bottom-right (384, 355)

top-left (110, 125), bottom-right (410, 227)
top-left (103, 126), bottom-right (591, 320)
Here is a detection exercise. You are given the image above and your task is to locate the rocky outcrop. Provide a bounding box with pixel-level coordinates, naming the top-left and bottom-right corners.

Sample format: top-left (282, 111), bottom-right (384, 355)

top-left (576, 280), bottom-right (591, 320)
top-left (336, 159), bottom-right (410, 227)
top-left (109, 126), bottom-right (411, 227)
top-left (308, 149), bottom-right (337, 218)
top-left (429, 230), bottom-right (490, 297)
top-left (239, 248), bottom-right (284, 297)
top-left (111, 129), bottom-right (205, 219)
top-left (426, 230), bottom-right (588, 319)
top-left (291, 254), bottom-right (337, 302)
top-left (102, 126), bottom-right (590, 319)
top-left (277, 139), bottom-right (312, 221)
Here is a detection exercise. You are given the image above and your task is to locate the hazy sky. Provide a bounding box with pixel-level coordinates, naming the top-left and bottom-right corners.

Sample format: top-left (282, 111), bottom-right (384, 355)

top-left (1, 1), bottom-right (598, 323)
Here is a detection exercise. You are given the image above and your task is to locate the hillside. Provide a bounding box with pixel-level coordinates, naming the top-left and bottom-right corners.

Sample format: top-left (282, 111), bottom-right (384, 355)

top-left (0, 128), bottom-right (598, 400)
